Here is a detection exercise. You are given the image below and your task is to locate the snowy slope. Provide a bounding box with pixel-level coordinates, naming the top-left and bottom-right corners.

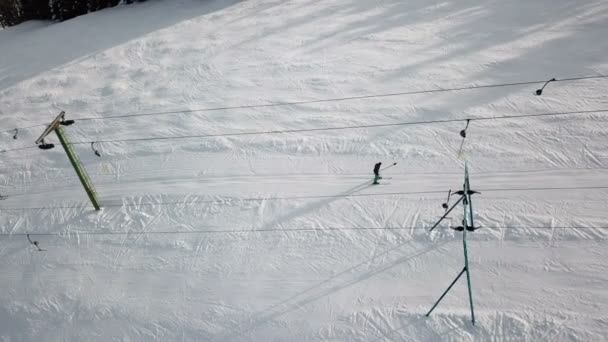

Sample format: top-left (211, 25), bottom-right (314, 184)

top-left (1, 0), bottom-right (608, 340)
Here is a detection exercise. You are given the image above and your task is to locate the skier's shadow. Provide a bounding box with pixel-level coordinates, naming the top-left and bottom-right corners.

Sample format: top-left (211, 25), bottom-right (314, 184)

top-left (257, 179), bottom-right (374, 232)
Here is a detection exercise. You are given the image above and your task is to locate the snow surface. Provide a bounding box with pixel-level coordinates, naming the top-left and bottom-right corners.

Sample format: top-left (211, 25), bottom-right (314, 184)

top-left (1, 0), bottom-right (608, 340)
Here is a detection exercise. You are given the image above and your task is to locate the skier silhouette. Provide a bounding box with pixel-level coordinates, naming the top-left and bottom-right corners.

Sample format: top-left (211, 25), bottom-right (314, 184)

top-left (26, 234), bottom-right (44, 252)
top-left (373, 162), bottom-right (382, 184)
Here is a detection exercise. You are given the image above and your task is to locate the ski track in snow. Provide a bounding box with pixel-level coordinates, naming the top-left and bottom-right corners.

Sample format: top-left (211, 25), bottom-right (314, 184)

top-left (1, 0), bottom-right (608, 340)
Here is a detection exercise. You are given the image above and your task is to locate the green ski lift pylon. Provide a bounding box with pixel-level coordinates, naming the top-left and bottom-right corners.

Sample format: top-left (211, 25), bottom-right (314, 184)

top-left (35, 112), bottom-right (101, 211)
top-left (426, 161), bottom-right (479, 325)
top-left (462, 162), bottom-right (477, 325)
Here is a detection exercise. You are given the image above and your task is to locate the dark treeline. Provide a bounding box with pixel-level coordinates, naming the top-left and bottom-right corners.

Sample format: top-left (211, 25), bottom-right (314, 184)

top-left (0, 0), bottom-right (147, 28)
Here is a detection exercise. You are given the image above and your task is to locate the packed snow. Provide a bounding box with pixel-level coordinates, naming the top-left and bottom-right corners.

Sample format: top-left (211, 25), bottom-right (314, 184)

top-left (1, 0), bottom-right (608, 340)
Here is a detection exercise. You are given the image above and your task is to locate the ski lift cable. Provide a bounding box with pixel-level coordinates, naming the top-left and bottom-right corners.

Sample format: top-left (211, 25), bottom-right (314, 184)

top-left (2, 108), bottom-right (607, 154)
top-left (1, 185), bottom-right (608, 211)
top-left (2, 74), bottom-right (607, 134)
top-left (71, 108), bottom-right (608, 146)
top-left (1, 225), bottom-right (608, 238)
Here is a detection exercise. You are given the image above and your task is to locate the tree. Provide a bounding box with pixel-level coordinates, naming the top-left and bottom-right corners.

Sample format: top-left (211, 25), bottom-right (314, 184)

top-left (0, 0), bottom-right (146, 27)
top-left (21, 0), bottom-right (52, 20)
top-left (0, 0), bottom-right (21, 28)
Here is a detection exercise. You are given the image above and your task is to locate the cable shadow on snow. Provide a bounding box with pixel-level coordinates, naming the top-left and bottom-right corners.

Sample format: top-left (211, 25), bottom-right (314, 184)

top-left (214, 239), bottom-right (450, 342)
top-left (255, 178), bottom-right (376, 233)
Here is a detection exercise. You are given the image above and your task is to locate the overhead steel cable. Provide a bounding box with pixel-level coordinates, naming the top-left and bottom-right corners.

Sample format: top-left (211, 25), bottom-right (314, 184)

top-left (0, 189), bottom-right (448, 211)
top-left (2, 74), bottom-right (607, 134)
top-left (2, 225), bottom-right (608, 238)
top-left (0, 123), bottom-right (47, 134)
top-left (71, 75), bottom-right (608, 121)
top-left (7, 107), bottom-right (607, 154)
top-left (1, 185), bottom-right (608, 211)
top-left (66, 108), bottom-right (608, 146)
top-left (0, 145), bottom-right (40, 154)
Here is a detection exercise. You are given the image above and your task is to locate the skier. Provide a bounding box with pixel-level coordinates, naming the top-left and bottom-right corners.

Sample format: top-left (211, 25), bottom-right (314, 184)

top-left (373, 162), bottom-right (382, 184)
